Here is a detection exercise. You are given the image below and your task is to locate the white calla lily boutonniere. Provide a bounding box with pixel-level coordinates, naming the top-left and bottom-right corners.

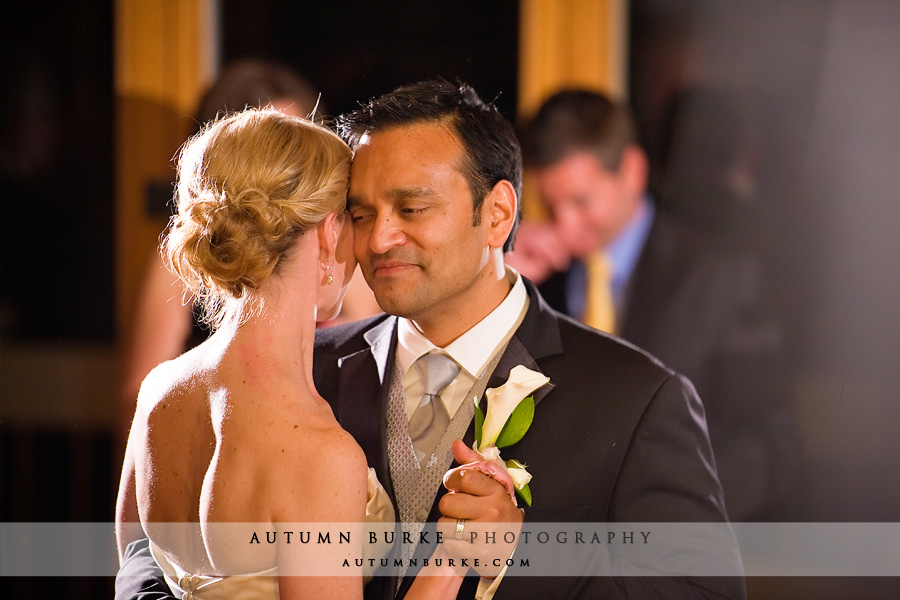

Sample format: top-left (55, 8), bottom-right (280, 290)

top-left (473, 365), bottom-right (550, 507)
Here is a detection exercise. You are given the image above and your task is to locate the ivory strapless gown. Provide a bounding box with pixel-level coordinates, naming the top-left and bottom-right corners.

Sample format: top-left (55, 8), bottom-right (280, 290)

top-left (149, 467), bottom-right (395, 599)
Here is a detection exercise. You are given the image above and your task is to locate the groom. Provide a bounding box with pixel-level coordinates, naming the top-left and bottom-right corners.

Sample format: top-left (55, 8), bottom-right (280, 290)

top-left (116, 80), bottom-right (745, 599)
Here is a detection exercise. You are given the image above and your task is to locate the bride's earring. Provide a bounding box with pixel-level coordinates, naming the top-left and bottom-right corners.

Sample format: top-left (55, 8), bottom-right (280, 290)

top-left (322, 259), bottom-right (334, 285)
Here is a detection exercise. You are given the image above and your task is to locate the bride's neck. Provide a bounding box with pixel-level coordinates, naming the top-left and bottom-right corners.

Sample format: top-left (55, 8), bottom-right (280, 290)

top-left (225, 273), bottom-right (320, 398)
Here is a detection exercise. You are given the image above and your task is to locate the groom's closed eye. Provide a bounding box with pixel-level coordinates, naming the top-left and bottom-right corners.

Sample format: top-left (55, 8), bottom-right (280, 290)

top-left (350, 210), bottom-right (374, 224)
top-left (347, 199), bottom-right (373, 224)
top-left (399, 204), bottom-right (429, 217)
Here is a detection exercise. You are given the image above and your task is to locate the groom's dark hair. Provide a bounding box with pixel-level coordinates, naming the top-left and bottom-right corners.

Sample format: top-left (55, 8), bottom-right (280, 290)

top-left (337, 79), bottom-right (522, 252)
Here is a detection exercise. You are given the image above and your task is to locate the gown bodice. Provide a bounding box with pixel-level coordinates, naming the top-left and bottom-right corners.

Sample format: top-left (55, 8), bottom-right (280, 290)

top-left (149, 467), bottom-right (395, 599)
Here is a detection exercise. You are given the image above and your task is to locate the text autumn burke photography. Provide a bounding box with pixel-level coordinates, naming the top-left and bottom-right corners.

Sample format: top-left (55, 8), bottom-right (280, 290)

top-left (248, 528), bottom-right (652, 547)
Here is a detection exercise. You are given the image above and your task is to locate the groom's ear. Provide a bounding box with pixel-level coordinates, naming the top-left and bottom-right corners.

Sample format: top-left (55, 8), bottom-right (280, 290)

top-left (484, 180), bottom-right (517, 249)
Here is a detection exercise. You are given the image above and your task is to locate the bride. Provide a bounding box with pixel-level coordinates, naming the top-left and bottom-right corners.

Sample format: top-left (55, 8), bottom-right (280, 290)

top-left (115, 108), bottom-right (463, 599)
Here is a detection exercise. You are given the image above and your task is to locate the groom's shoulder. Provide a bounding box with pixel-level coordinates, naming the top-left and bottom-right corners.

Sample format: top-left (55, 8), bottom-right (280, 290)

top-left (540, 304), bottom-right (677, 386)
top-left (314, 313), bottom-right (394, 355)
top-left (525, 278), bottom-right (671, 377)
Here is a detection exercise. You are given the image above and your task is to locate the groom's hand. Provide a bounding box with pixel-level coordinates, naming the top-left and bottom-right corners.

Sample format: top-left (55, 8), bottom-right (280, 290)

top-left (437, 440), bottom-right (524, 579)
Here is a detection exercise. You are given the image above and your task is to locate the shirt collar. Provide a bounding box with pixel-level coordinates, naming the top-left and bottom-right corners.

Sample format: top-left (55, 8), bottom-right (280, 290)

top-left (397, 268), bottom-right (528, 378)
top-left (606, 195), bottom-right (655, 289)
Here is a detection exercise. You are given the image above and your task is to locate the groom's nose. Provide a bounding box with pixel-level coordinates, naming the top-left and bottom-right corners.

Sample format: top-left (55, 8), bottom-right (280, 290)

top-left (367, 212), bottom-right (407, 254)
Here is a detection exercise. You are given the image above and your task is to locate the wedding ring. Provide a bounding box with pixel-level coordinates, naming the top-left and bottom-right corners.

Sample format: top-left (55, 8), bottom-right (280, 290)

top-left (454, 518), bottom-right (466, 540)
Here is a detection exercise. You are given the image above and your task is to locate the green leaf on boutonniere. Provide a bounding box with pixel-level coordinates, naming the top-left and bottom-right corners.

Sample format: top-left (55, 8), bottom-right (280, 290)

top-left (474, 398), bottom-right (485, 448)
top-left (516, 482), bottom-right (532, 507)
top-left (495, 396), bottom-right (535, 448)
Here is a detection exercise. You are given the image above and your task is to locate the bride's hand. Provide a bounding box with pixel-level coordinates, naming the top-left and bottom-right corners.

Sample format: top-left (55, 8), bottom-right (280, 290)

top-left (442, 441), bottom-right (517, 503)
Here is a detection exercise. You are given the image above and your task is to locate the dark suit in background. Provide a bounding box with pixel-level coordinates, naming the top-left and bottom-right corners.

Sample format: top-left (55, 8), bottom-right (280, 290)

top-left (540, 210), bottom-right (799, 521)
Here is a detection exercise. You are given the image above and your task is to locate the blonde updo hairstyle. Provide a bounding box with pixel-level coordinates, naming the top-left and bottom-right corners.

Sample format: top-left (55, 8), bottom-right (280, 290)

top-left (163, 108), bottom-right (352, 328)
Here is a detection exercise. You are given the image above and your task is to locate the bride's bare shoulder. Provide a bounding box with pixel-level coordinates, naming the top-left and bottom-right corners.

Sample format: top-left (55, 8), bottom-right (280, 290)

top-left (262, 397), bottom-right (365, 473)
top-left (132, 346), bottom-right (218, 419)
top-left (260, 405), bottom-right (368, 523)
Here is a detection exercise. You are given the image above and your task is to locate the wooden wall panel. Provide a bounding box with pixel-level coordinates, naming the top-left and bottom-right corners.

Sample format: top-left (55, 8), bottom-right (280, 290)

top-left (518, 0), bottom-right (628, 218)
top-left (113, 0), bottom-right (216, 342)
top-left (519, 0), bottom-right (627, 116)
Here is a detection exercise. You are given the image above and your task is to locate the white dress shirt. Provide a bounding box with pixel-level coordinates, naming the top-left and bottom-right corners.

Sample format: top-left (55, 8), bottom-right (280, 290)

top-left (396, 268), bottom-right (529, 421)
top-left (395, 267), bottom-right (528, 600)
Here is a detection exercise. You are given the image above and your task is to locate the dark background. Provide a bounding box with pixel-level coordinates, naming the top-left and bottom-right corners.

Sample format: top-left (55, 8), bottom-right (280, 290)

top-left (2, 0), bottom-right (900, 598)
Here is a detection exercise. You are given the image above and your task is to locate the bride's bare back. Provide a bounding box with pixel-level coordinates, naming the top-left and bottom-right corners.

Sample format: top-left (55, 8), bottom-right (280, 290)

top-left (121, 327), bottom-right (367, 595)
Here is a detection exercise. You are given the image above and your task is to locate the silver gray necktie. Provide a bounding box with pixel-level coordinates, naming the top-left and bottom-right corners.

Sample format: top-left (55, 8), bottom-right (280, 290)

top-left (408, 352), bottom-right (460, 466)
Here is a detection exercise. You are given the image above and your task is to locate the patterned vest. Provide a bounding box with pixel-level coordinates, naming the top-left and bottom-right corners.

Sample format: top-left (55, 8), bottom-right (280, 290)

top-left (385, 345), bottom-right (507, 578)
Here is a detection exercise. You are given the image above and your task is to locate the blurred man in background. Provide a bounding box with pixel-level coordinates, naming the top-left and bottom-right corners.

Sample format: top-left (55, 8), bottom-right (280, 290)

top-left (508, 89), bottom-right (799, 521)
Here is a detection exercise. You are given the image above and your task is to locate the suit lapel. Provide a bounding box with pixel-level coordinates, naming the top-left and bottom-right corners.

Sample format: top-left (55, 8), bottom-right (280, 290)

top-left (621, 212), bottom-right (695, 344)
top-left (335, 316), bottom-right (398, 502)
top-left (491, 280), bottom-right (563, 405)
top-left (454, 280), bottom-right (564, 455)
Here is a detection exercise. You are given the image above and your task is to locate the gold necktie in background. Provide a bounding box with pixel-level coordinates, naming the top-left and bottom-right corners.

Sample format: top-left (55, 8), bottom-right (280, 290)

top-left (583, 252), bottom-right (616, 334)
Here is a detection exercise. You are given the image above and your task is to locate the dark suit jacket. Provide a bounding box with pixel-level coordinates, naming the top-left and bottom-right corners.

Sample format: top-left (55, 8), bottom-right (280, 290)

top-left (115, 281), bottom-right (745, 600)
top-left (314, 280), bottom-right (745, 600)
top-left (540, 211), bottom-right (799, 521)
